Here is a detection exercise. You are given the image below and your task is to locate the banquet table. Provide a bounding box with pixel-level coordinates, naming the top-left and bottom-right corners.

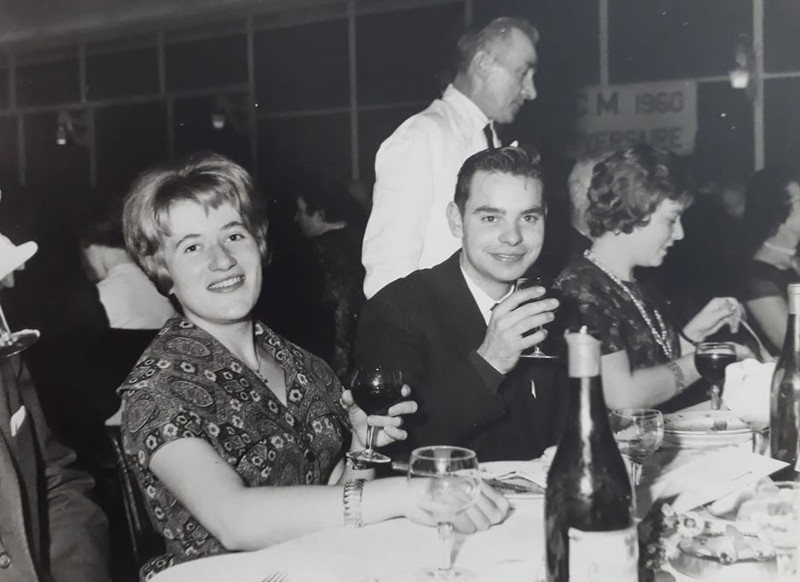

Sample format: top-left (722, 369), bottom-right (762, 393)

top-left (149, 402), bottom-right (791, 582)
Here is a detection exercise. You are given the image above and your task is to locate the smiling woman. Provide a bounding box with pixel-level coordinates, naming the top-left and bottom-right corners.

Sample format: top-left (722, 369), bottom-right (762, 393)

top-left (116, 152), bottom-right (510, 580)
top-left (553, 145), bottom-right (747, 411)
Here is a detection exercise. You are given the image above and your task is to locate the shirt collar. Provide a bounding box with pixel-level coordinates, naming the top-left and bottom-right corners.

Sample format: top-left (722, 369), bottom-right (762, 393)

top-left (459, 262), bottom-right (513, 325)
top-left (442, 84), bottom-right (490, 131)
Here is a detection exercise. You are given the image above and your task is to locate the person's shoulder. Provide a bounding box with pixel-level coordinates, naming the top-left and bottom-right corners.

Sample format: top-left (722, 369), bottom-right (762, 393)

top-left (382, 97), bottom-right (460, 145)
top-left (554, 255), bottom-right (598, 289)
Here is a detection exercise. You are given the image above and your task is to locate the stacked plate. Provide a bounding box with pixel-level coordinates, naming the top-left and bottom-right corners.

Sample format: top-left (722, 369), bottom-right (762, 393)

top-left (663, 410), bottom-right (753, 449)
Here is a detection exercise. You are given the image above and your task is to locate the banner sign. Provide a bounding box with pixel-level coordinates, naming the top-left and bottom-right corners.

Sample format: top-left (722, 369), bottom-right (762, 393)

top-left (575, 81), bottom-right (697, 157)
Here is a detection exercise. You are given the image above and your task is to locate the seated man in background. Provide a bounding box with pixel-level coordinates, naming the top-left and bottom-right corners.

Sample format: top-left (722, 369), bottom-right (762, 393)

top-left (0, 233), bottom-right (109, 582)
top-left (354, 147), bottom-right (564, 462)
top-left (294, 179), bottom-right (366, 379)
top-left (79, 195), bottom-right (177, 330)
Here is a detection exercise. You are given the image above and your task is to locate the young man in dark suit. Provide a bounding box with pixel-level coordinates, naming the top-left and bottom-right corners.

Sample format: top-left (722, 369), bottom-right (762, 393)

top-left (354, 147), bottom-right (564, 462)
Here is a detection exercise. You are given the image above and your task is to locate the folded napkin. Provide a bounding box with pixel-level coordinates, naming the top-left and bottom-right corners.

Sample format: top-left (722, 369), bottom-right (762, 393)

top-left (724, 358), bottom-right (773, 427)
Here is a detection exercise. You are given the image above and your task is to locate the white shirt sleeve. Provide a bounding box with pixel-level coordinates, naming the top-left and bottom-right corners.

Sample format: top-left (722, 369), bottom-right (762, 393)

top-left (362, 122), bottom-right (436, 298)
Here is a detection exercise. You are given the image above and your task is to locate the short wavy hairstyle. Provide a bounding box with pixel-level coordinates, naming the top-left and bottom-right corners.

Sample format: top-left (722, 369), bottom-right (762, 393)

top-left (454, 145), bottom-right (542, 213)
top-left (122, 153), bottom-right (268, 295)
top-left (586, 144), bottom-right (693, 238)
top-left (741, 164), bottom-right (800, 256)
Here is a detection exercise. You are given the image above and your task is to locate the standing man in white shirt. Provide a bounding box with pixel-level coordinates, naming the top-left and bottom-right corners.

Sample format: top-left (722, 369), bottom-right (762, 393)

top-left (361, 16), bottom-right (539, 298)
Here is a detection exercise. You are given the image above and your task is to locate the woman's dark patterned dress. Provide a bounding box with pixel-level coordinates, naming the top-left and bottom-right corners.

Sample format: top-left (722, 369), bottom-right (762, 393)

top-left (118, 318), bottom-right (349, 579)
top-left (554, 255), bottom-right (680, 371)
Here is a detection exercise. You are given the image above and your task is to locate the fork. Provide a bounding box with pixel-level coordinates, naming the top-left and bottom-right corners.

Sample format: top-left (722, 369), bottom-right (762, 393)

top-left (261, 572), bottom-right (287, 582)
top-left (712, 418), bottom-right (728, 431)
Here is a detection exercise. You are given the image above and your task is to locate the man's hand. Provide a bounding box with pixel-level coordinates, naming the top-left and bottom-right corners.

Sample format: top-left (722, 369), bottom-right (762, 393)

top-left (476, 286), bottom-right (559, 374)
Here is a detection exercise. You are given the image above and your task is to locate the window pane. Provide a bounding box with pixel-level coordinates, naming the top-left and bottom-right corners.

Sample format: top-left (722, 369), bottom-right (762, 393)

top-left (764, 0), bottom-right (800, 73)
top-left (359, 105), bottom-right (420, 184)
top-left (474, 0), bottom-right (600, 86)
top-left (0, 116), bottom-right (18, 186)
top-left (95, 102), bottom-right (168, 192)
top-left (357, 4), bottom-right (464, 106)
top-left (24, 111), bottom-right (90, 190)
top-left (694, 81), bottom-right (753, 184)
top-left (609, 0), bottom-right (751, 83)
top-left (174, 95), bottom-right (252, 169)
top-left (87, 47), bottom-right (159, 99)
top-left (255, 19), bottom-right (349, 111)
top-left (165, 34), bottom-right (248, 91)
top-left (17, 57), bottom-right (80, 107)
top-left (765, 78), bottom-right (800, 166)
top-left (257, 113), bottom-right (350, 198)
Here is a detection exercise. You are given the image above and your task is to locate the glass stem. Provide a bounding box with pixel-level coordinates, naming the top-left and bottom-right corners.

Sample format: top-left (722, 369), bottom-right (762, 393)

top-left (710, 384), bottom-right (721, 410)
top-left (436, 521), bottom-right (454, 578)
top-left (0, 302), bottom-right (12, 342)
top-left (365, 425), bottom-right (377, 452)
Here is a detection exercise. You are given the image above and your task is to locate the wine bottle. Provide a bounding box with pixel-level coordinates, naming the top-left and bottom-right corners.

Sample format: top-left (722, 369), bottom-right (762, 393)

top-left (770, 283), bottom-right (800, 474)
top-left (545, 327), bottom-right (637, 582)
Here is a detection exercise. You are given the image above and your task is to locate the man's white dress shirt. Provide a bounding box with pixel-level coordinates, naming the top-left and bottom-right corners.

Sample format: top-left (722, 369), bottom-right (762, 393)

top-left (97, 262), bottom-right (177, 329)
top-left (362, 84), bottom-right (498, 298)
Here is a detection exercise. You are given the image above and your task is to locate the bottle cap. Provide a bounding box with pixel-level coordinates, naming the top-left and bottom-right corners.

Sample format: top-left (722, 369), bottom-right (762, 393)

top-left (565, 326), bottom-right (601, 378)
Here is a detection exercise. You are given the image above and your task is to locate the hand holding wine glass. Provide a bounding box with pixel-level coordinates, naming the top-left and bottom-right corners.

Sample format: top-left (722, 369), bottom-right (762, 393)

top-left (694, 341), bottom-right (736, 410)
top-left (407, 446), bottom-right (482, 580)
top-left (515, 275), bottom-right (557, 359)
top-left (345, 365), bottom-right (409, 465)
top-left (609, 408), bottom-right (664, 490)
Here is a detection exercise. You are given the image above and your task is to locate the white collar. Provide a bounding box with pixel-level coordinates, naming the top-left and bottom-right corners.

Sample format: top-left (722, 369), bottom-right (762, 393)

top-left (442, 84), bottom-right (491, 130)
top-left (459, 263), bottom-right (513, 325)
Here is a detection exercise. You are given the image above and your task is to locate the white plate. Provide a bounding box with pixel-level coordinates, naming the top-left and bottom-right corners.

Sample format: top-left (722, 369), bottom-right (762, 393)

top-left (664, 410), bottom-right (751, 435)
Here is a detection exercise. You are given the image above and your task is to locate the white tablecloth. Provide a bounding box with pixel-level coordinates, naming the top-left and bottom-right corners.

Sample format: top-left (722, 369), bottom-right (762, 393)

top-left (150, 492), bottom-right (547, 582)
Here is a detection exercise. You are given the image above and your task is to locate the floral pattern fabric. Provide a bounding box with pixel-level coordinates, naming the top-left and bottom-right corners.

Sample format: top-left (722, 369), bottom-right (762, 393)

top-left (554, 255), bottom-right (680, 371)
top-left (118, 318), bottom-right (349, 579)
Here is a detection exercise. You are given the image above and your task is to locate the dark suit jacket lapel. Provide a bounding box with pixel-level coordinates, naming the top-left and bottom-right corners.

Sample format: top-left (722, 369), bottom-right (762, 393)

top-left (431, 253), bottom-right (488, 349)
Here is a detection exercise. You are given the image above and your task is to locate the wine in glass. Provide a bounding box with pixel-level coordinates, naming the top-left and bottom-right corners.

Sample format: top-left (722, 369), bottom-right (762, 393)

top-left (345, 365), bottom-right (404, 465)
top-left (516, 275), bottom-right (557, 359)
top-left (694, 342), bottom-right (736, 410)
top-left (609, 409), bottom-right (664, 491)
top-left (407, 446), bottom-right (481, 580)
top-left (738, 481), bottom-right (800, 578)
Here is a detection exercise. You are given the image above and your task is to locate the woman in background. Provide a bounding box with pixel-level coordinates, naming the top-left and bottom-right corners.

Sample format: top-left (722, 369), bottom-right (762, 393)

top-left (740, 164), bottom-right (800, 355)
top-left (554, 145), bottom-right (744, 410)
top-left (119, 153), bottom-right (507, 578)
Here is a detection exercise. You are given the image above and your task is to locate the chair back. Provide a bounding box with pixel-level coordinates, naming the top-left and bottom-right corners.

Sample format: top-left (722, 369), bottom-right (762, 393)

top-left (106, 425), bottom-right (165, 568)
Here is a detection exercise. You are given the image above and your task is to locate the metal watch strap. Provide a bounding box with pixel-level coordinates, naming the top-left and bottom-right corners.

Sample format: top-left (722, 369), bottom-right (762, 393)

top-left (343, 479), bottom-right (365, 528)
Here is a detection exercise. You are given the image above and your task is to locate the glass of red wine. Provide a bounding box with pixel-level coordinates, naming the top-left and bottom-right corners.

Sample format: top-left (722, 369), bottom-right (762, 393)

top-left (694, 342), bottom-right (736, 410)
top-left (345, 365), bottom-right (404, 465)
top-left (516, 275), bottom-right (557, 359)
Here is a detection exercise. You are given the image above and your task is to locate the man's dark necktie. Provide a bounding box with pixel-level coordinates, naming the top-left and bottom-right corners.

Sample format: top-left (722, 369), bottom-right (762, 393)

top-left (483, 123), bottom-right (496, 149)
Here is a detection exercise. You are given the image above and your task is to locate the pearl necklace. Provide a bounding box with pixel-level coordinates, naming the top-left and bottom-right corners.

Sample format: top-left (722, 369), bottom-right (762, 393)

top-left (583, 250), bottom-right (674, 360)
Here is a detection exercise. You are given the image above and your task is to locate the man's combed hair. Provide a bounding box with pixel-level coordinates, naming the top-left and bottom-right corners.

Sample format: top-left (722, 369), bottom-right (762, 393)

top-left (586, 144), bottom-right (693, 238)
top-left (123, 152), bottom-right (268, 295)
top-left (454, 146), bottom-right (542, 212)
top-left (457, 17), bottom-right (539, 74)
top-left (741, 164), bottom-right (800, 256)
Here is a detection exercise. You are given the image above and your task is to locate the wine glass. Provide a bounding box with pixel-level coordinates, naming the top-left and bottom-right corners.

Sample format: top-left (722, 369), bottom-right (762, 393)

top-left (609, 409), bottom-right (664, 489)
top-left (407, 446), bottom-right (482, 580)
top-left (694, 342), bottom-right (736, 410)
top-left (737, 481), bottom-right (800, 578)
top-left (345, 365), bottom-right (404, 465)
top-left (516, 275), bottom-right (557, 359)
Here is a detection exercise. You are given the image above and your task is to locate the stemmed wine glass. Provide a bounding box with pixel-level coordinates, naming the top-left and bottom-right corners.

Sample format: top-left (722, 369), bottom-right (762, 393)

top-left (694, 342), bottom-right (736, 410)
top-left (738, 481), bottom-right (800, 578)
top-left (345, 365), bottom-right (404, 465)
top-left (609, 409), bottom-right (664, 491)
top-left (516, 275), bottom-right (557, 359)
top-left (408, 446), bottom-right (482, 580)
top-left (0, 239), bottom-right (39, 358)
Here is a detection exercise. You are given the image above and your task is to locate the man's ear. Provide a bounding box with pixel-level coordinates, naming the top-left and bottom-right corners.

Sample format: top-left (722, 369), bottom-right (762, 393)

top-left (446, 201), bottom-right (463, 239)
top-left (471, 49), bottom-right (494, 80)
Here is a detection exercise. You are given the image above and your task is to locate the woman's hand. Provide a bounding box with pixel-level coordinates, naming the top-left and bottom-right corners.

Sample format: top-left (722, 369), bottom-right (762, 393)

top-left (343, 386), bottom-right (418, 450)
top-left (683, 297), bottom-right (744, 343)
top-left (402, 480), bottom-right (510, 533)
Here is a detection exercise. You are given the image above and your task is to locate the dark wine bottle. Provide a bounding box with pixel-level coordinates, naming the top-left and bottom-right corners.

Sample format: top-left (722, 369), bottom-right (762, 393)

top-left (545, 327), bottom-right (637, 582)
top-left (770, 283), bottom-right (800, 475)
